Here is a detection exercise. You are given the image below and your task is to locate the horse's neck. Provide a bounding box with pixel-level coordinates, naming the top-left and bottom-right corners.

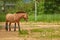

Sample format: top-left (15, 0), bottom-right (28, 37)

top-left (16, 14), bottom-right (23, 19)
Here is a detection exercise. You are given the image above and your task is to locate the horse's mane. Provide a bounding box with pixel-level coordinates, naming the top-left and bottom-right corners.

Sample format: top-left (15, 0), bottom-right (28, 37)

top-left (16, 11), bottom-right (26, 14)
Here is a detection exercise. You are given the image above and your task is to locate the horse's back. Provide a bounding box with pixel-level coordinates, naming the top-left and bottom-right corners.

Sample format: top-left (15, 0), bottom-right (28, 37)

top-left (6, 14), bottom-right (14, 18)
top-left (6, 14), bottom-right (13, 16)
top-left (6, 13), bottom-right (15, 22)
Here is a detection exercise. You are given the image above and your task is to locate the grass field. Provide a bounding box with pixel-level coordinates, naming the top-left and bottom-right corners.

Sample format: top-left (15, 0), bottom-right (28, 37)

top-left (29, 14), bottom-right (60, 22)
top-left (0, 14), bottom-right (60, 22)
top-left (19, 27), bottom-right (60, 39)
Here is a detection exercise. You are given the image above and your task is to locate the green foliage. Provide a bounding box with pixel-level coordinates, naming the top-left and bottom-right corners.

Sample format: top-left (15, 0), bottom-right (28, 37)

top-left (0, 0), bottom-right (60, 22)
top-left (44, 0), bottom-right (60, 14)
top-left (0, 14), bottom-right (5, 22)
top-left (37, 0), bottom-right (44, 14)
top-left (15, 0), bottom-right (34, 13)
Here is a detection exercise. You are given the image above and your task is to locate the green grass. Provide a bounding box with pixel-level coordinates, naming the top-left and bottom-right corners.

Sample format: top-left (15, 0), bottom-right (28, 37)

top-left (19, 27), bottom-right (60, 38)
top-left (29, 14), bottom-right (60, 22)
top-left (19, 30), bottom-right (28, 35)
top-left (31, 27), bottom-right (60, 38)
top-left (0, 14), bottom-right (60, 22)
top-left (31, 28), bottom-right (54, 32)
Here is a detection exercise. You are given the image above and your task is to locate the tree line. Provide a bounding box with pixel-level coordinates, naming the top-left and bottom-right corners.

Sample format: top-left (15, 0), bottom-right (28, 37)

top-left (0, 0), bottom-right (60, 14)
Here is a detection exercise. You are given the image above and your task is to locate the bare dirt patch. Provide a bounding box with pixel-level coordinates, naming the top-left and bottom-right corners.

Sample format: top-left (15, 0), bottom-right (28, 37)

top-left (0, 22), bottom-right (60, 40)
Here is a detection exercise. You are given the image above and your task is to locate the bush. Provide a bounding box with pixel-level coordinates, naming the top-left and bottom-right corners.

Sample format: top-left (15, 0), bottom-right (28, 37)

top-left (0, 14), bottom-right (6, 22)
top-left (44, 0), bottom-right (60, 14)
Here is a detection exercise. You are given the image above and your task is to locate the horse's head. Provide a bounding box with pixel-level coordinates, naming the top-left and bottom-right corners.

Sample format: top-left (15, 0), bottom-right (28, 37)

top-left (23, 13), bottom-right (28, 22)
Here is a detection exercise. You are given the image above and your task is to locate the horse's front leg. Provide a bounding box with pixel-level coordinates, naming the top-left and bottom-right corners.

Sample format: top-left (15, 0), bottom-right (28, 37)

top-left (9, 22), bottom-right (11, 31)
top-left (18, 22), bottom-right (20, 31)
top-left (14, 23), bottom-right (16, 31)
top-left (5, 22), bottom-right (8, 31)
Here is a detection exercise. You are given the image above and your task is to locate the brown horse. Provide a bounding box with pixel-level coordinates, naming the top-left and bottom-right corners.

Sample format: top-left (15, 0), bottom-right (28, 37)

top-left (5, 11), bottom-right (28, 31)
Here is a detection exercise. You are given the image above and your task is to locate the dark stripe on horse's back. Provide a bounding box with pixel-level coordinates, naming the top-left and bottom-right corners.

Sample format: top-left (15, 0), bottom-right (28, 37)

top-left (16, 11), bottom-right (26, 14)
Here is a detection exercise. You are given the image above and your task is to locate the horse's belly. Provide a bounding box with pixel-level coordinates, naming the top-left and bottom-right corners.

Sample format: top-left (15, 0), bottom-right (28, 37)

top-left (8, 21), bottom-right (16, 23)
top-left (7, 19), bottom-right (18, 23)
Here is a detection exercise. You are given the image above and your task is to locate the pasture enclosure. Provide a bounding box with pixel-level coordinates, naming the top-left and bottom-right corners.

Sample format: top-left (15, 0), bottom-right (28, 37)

top-left (0, 0), bottom-right (60, 40)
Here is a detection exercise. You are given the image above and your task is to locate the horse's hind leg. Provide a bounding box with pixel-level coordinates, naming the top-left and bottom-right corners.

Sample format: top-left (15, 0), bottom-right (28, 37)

top-left (9, 22), bottom-right (11, 31)
top-left (5, 22), bottom-right (8, 31)
top-left (14, 23), bottom-right (16, 31)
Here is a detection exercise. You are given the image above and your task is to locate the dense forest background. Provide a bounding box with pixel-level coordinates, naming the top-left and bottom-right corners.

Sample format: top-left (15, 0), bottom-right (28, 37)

top-left (0, 0), bottom-right (60, 22)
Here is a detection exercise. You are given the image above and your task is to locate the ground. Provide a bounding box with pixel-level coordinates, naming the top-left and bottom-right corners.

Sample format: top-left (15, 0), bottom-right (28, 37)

top-left (0, 22), bottom-right (60, 40)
